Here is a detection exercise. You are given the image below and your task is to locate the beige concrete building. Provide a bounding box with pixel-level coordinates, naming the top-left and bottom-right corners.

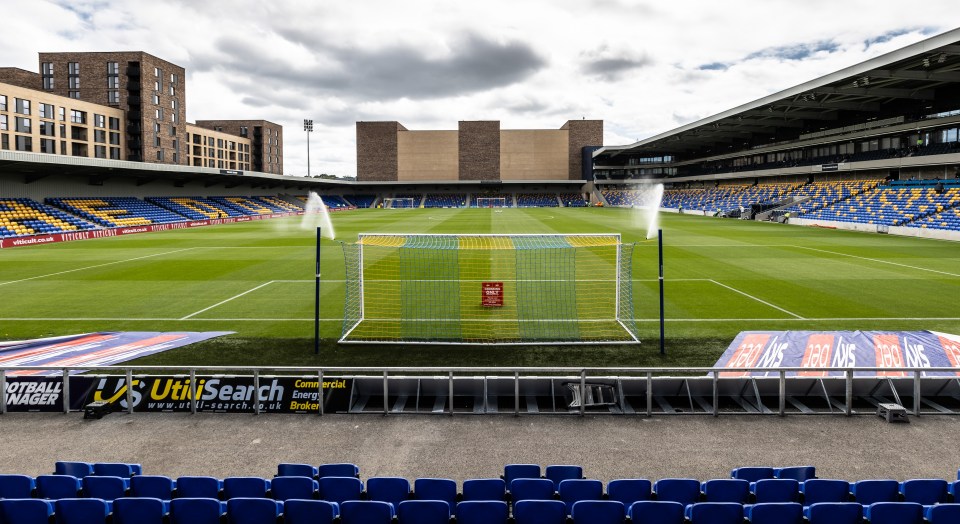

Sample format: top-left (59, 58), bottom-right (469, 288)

top-left (186, 124), bottom-right (252, 171)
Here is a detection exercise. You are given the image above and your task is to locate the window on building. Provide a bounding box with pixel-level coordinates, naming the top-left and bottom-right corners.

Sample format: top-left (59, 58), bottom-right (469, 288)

top-left (107, 76), bottom-right (119, 89)
top-left (68, 62), bottom-right (80, 75)
top-left (94, 114), bottom-right (105, 128)
top-left (109, 117), bottom-right (120, 130)
top-left (170, 125), bottom-right (176, 136)
top-left (154, 67), bottom-right (160, 77)
top-left (42, 62), bottom-right (54, 90)
top-left (154, 80), bottom-right (160, 91)
top-left (152, 94), bottom-right (159, 105)
top-left (15, 117), bottom-right (31, 133)
top-left (156, 150), bottom-right (164, 161)
top-left (239, 126), bottom-right (248, 137)
top-left (169, 85), bottom-right (175, 96)
top-left (0, 95), bottom-right (6, 111)
top-left (153, 122), bottom-right (160, 133)
top-left (68, 91), bottom-right (80, 99)
top-left (171, 99), bottom-right (176, 109)
top-left (171, 113), bottom-right (177, 123)
top-left (95, 145), bottom-right (107, 158)
top-left (0, 115), bottom-right (6, 131)
top-left (71, 126), bottom-right (87, 141)
top-left (70, 110), bottom-right (86, 124)
top-left (38, 121), bottom-right (55, 137)
top-left (109, 132), bottom-right (120, 145)
top-left (110, 147), bottom-right (120, 160)
top-left (154, 135), bottom-right (161, 147)
top-left (15, 98), bottom-right (30, 115)
top-left (108, 90), bottom-right (120, 105)
top-left (68, 75), bottom-right (80, 89)
top-left (38, 103), bottom-right (54, 119)
top-left (15, 135), bottom-right (32, 152)
top-left (40, 138), bottom-right (56, 154)
top-left (94, 129), bottom-right (106, 143)
top-left (58, 107), bottom-right (66, 121)
top-left (71, 143), bottom-right (87, 157)
top-left (60, 140), bottom-right (67, 154)
top-left (1, 134), bottom-right (7, 150)
top-left (59, 124), bottom-right (66, 137)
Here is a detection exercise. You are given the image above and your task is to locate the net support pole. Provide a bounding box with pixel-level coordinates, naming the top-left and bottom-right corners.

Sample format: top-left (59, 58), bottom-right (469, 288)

top-left (658, 229), bottom-right (665, 355)
top-left (314, 226), bottom-right (321, 355)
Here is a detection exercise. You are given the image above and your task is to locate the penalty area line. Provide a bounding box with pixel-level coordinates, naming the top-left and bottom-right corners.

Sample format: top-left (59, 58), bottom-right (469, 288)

top-left (179, 281), bottom-right (276, 320)
top-left (0, 247), bottom-right (198, 288)
top-left (708, 279), bottom-right (805, 320)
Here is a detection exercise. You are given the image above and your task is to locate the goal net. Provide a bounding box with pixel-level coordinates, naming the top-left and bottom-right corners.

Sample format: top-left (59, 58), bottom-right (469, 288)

top-left (383, 197), bottom-right (416, 209)
top-left (476, 197), bottom-right (508, 208)
top-left (340, 233), bottom-right (639, 345)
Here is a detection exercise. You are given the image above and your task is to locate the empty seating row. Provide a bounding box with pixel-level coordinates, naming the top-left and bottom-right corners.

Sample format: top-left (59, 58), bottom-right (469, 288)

top-left (0, 198), bottom-right (95, 238)
top-left (558, 193), bottom-right (588, 207)
top-left (47, 197), bottom-right (187, 227)
top-left (516, 193), bottom-right (559, 207)
top-left (423, 194), bottom-right (466, 208)
top-left (343, 194), bottom-right (376, 208)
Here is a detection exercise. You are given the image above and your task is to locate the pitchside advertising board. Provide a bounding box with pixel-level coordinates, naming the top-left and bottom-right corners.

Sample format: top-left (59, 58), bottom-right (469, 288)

top-left (715, 330), bottom-right (960, 377)
top-left (3, 375), bottom-right (352, 413)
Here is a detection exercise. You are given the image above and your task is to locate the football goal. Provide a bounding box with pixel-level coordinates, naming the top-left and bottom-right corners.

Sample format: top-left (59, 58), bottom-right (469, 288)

top-left (339, 233), bottom-right (639, 345)
top-left (476, 197), bottom-right (508, 208)
top-left (383, 197), bottom-right (417, 209)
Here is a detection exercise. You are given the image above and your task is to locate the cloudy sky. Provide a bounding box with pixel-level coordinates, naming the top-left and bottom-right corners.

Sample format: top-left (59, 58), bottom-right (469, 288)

top-left (2, 1), bottom-right (958, 177)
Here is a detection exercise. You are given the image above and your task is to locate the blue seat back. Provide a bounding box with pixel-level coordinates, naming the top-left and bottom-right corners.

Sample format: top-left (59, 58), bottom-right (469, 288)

top-left (413, 478), bottom-right (457, 509)
top-left (628, 501), bottom-right (684, 524)
top-left (801, 479), bottom-right (850, 505)
top-left (685, 502), bottom-right (742, 524)
top-left (317, 464), bottom-right (358, 478)
top-left (455, 501), bottom-right (508, 524)
top-left (366, 477), bottom-right (411, 509)
top-left (744, 502), bottom-right (803, 524)
top-left (271, 477), bottom-right (317, 501)
top-left (510, 478), bottom-right (555, 502)
top-left (752, 479), bottom-right (799, 503)
top-left (852, 479), bottom-right (899, 505)
top-left (226, 498), bottom-right (280, 524)
top-left (0, 499), bottom-right (54, 524)
top-left (865, 502), bottom-right (923, 524)
top-left (36, 475), bottom-right (81, 500)
top-left (318, 476), bottom-right (363, 504)
top-left (513, 500), bottom-right (566, 524)
top-left (340, 501), bottom-right (394, 524)
top-left (277, 464), bottom-right (317, 478)
top-left (571, 500), bottom-right (625, 524)
top-left (0, 475), bottom-right (35, 499)
top-left (900, 478), bottom-right (948, 504)
top-left (558, 479), bottom-right (603, 514)
top-left (55, 462), bottom-right (93, 479)
top-left (130, 476), bottom-right (175, 500)
top-left (82, 476), bottom-right (126, 501)
top-left (176, 477), bottom-right (221, 499)
top-left (702, 479), bottom-right (749, 503)
top-left (606, 479), bottom-right (651, 506)
top-left (544, 466), bottom-right (582, 487)
top-left (653, 478), bottom-right (700, 506)
top-left (775, 467), bottom-right (815, 482)
top-left (54, 498), bottom-right (109, 524)
top-left (504, 465), bottom-right (541, 486)
top-left (170, 498), bottom-right (224, 524)
top-left (397, 500), bottom-right (451, 524)
top-left (113, 497), bottom-right (165, 524)
top-left (223, 477), bottom-right (269, 499)
top-left (926, 503), bottom-right (960, 524)
top-left (93, 463), bottom-right (136, 478)
top-left (282, 500), bottom-right (338, 524)
top-left (803, 502), bottom-right (862, 524)
top-left (731, 467), bottom-right (774, 482)
top-left (461, 478), bottom-right (505, 501)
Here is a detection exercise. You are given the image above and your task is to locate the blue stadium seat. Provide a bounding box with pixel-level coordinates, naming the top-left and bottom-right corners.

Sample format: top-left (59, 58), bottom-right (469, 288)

top-left (571, 500), bottom-right (625, 524)
top-left (504, 465), bottom-right (541, 487)
top-left (0, 499), bottom-right (54, 524)
top-left (801, 479), bottom-right (850, 505)
top-left (317, 464), bottom-right (359, 479)
top-left (803, 502), bottom-right (862, 524)
top-left (544, 465), bottom-right (582, 487)
top-left (455, 501), bottom-right (508, 524)
top-left (113, 497), bottom-right (165, 524)
top-left (685, 502), bottom-right (743, 524)
top-left (558, 479), bottom-right (603, 513)
top-left (413, 478), bottom-right (457, 509)
top-left (93, 463), bottom-right (139, 478)
top-left (270, 476), bottom-right (318, 501)
top-left (170, 498), bottom-right (224, 524)
top-left (744, 502), bottom-right (803, 524)
top-left (54, 498), bottom-right (109, 524)
top-left (900, 478), bottom-right (948, 504)
top-left (702, 479), bottom-right (749, 503)
top-left (775, 467), bottom-right (816, 482)
top-left (865, 501), bottom-right (923, 524)
top-left (926, 503), bottom-right (960, 524)
top-left (851, 479), bottom-right (899, 505)
top-left (951, 480), bottom-right (960, 500)
top-left (731, 467), bottom-right (775, 482)
top-left (282, 500), bottom-right (338, 524)
top-left (130, 475), bottom-right (175, 500)
top-left (0, 475), bottom-right (35, 498)
top-left (513, 499), bottom-right (567, 524)
top-left (82, 476), bottom-right (127, 502)
top-left (366, 477), bottom-right (411, 510)
top-left (36, 475), bottom-right (82, 499)
top-left (226, 497), bottom-right (280, 524)
top-left (55, 462), bottom-right (94, 479)
top-left (606, 479), bottom-right (651, 506)
top-left (277, 464), bottom-right (317, 478)
top-left (627, 501), bottom-right (684, 524)
top-left (653, 478), bottom-right (700, 506)
top-left (751, 479), bottom-right (799, 503)
top-left (509, 478), bottom-right (555, 502)
top-left (318, 476), bottom-right (363, 504)
top-left (223, 477), bottom-right (270, 499)
top-left (340, 500), bottom-right (394, 524)
top-left (461, 478), bottom-right (505, 501)
top-left (397, 500), bottom-right (450, 524)
top-left (176, 477), bottom-right (221, 499)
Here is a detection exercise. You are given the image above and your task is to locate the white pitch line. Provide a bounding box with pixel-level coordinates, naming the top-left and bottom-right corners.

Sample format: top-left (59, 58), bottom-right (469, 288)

top-left (3, 317), bottom-right (960, 322)
top-left (0, 248), bottom-right (197, 288)
top-left (709, 279), bottom-right (805, 319)
top-left (790, 245), bottom-right (960, 278)
top-left (179, 281), bottom-right (276, 320)
top-left (277, 278), bottom-right (713, 283)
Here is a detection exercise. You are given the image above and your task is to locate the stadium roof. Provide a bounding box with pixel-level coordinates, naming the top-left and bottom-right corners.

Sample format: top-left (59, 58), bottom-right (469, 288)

top-left (595, 27), bottom-right (960, 159)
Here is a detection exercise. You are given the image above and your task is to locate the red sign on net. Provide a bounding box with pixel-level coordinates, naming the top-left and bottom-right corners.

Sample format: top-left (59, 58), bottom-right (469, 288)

top-left (481, 282), bottom-right (504, 307)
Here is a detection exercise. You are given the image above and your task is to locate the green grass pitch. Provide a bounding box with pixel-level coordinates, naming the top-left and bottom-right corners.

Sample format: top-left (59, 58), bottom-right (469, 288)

top-left (1, 207), bottom-right (959, 368)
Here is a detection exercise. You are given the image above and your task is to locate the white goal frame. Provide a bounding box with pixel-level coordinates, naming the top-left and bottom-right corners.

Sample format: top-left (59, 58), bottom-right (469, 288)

top-left (476, 197), bottom-right (508, 208)
top-left (383, 197), bottom-right (417, 209)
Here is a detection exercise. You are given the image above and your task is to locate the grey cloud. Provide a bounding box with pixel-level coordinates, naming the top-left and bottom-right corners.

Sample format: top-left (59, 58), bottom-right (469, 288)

top-left (745, 40), bottom-right (840, 61)
top-left (579, 45), bottom-right (652, 80)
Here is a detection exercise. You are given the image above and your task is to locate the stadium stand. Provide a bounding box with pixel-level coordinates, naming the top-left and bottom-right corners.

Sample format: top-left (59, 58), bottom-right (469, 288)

top-left (558, 192), bottom-right (588, 207)
top-left (0, 199), bottom-right (96, 238)
top-left (146, 197), bottom-right (245, 219)
top-left (343, 194), bottom-right (376, 208)
top-left (209, 197), bottom-right (278, 215)
top-left (317, 195), bottom-right (352, 210)
top-left (774, 179), bottom-right (880, 217)
top-left (423, 193), bottom-right (466, 208)
top-left (47, 197), bottom-right (187, 227)
top-left (802, 186), bottom-right (960, 228)
top-left (516, 193), bottom-right (559, 207)
top-left (254, 196), bottom-right (303, 212)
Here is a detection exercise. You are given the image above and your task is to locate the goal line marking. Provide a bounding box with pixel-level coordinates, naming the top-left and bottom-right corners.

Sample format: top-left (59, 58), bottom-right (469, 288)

top-left (708, 279), bottom-right (805, 319)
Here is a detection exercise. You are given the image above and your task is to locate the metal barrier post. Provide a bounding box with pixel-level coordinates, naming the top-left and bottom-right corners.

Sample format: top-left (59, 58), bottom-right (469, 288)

top-left (253, 370), bottom-right (261, 416)
top-left (383, 371), bottom-right (388, 416)
top-left (126, 369), bottom-right (134, 414)
top-left (580, 370), bottom-right (586, 417)
top-left (190, 369), bottom-right (197, 414)
top-left (778, 371), bottom-right (786, 417)
top-left (913, 370), bottom-right (921, 416)
top-left (318, 369), bottom-right (324, 416)
top-left (646, 372), bottom-right (652, 417)
top-left (514, 371), bottom-right (519, 417)
top-left (0, 370), bottom-right (6, 415)
top-left (845, 369), bottom-right (853, 416)
top-left (448, 371), bottom-right (454, 416)
top-left (712, 371), bottom-right (718, 417)
top-left (62, 369), bottom-right (70, 414)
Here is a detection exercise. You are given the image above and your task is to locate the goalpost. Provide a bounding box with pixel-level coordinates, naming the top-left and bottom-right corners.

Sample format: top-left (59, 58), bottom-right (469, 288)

top-left (475, 197), bottom-right (508, 208)
top-left (383, 197), bottom-right (417, 209)
top-left (339, 233), bottom-right (639, 345)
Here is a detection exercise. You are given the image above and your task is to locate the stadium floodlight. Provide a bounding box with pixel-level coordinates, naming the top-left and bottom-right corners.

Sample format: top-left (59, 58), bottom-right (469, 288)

top-left (303, 119), bottom-right (313, 177)
top-left (338, 233), bottom-right (640, 345)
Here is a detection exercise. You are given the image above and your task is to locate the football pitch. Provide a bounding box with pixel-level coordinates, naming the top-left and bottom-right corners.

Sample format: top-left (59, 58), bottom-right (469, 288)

top-left (2, 207), bottom-right (959, 368)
